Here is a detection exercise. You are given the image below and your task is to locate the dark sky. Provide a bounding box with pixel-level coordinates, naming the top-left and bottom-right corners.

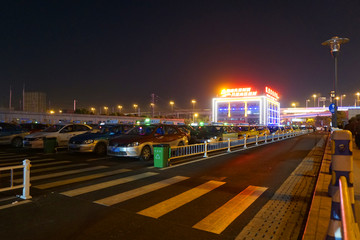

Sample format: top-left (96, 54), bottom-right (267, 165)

top-left (1, 0), bottom-right (360, 112)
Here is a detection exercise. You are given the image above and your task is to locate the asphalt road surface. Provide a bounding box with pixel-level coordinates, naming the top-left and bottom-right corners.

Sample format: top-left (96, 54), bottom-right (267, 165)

top-left (0, 132), bottom-right (325, 240)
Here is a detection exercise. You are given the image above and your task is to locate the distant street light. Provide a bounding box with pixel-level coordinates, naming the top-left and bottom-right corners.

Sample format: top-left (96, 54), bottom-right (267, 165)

top-left (104, 106), bottom-right (108, 115)
top-left (150, 103), bottom-right (155, 117)
top-left (291, 103), bottom-right (296, 108)
top-left (133, 104), bottom-right (138, 115)
top-left (305, 99), bottom-right (310, 108)
top-left (340, 94), bottom-right (346, 107)
top-left (169, 101), bottom-right (174, 112)
top-left (356, 92), bottom-right (360, 107)
top-left (90, 107), bottom-right (95, 114)
top-left (117, 105), bottom-right (123, 114)
top-left (312, 94), bottom-right (317, 107)
top-left (322, 36), bottom-right (349, 128)
top-left (193, 113), bottom-right (198, 123)
top-left (191, 99), bottom-right (196, 112)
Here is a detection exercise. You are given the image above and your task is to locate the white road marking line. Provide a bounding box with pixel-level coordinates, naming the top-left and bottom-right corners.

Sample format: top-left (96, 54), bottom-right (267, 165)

top-left (94, 176), bottom-right (189, 206)
top-left (0, 163), bottom-right (88, 177)
top-left (35, 168), bottom-right (131, 189)
top-left (31, 161), bottom-right (71, 167)
top-left (86, 157), bottom-right (111, 162)
top-left (193, 185), bottom-right (268, 234)
top-left (13, 166), bottom-right (108, 183)
top-left (138, 180), bottom-right (225, 218)
top-left (0, 158), bottom-right (56, 167)
top-left (62, 172), bottom-right (158, 197)
top-left (0, 200), bottom-right (31, 210)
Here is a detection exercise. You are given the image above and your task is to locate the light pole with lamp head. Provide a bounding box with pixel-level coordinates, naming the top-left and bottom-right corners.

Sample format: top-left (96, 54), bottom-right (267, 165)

top-left (356, 92), bottom-right (360, 107)
top-left (312, 94), bottom-right (317, 107)
top-left (305, 99), bottom-right (310, 108)
top-left (322, 36), bottom-right (349, 128)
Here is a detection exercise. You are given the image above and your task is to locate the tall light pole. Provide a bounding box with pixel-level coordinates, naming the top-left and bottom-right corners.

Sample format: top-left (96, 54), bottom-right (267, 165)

top-left (340, 94), bottom-right (346, 107)
top-left (117, 105), bottom-right (122, 114)
top-left (169, 101), bottom-right (174, 112)
top-left (193, 113), bottom-right (198, 123)
top-left (104, 106), bottom-right (108, 115)
top-left (150, 103), bottom-right (155, 117)
top-left (291, 103), bottom-right (296, 108)
top-left (90, 107), bottom-right (95, 114)
top-left (356, 92), bottom-right (360, 107)
top-left (305, 99), bottom-right (310, 108)
top-left (133, 104), bottom-right (138, 116)
top-left (312, 94), bottom-right (317, 107)
top-left (322, 36), bottom-right (349, 128)
top-left (191, 99), bottom-right (196, 121)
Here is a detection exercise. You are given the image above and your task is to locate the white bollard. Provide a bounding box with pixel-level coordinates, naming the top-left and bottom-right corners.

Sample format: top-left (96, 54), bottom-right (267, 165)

top-left (243, 135), bottom-right (247, 148)
top-left (227, 139), bottom-right (231, 152)
top-left (20, 159), bottom-right (32, 200)
top-left (264, 134), bottom-right (267, 143)
top-left (272, 133), bottom-right (275, 142)
top-left (255, 135), bottom-right (258, 146)
top-left (203, 142), bottom-right (208, 158)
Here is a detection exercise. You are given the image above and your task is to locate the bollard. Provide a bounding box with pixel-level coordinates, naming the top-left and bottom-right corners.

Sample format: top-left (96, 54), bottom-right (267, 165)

top-left (227, 139), bottom-right (231, 152)
top-left (203, 142), bottom-right (208, 158)
top-left (20, 159), bottom-right (32, 200)
top-left (326, 130), bottom-right (354, 240)
top-left (243, 136), bottom-right (247, 149)
top-left (272, 133), bottom-right (275, 142)
top-left (255, 135), bottom-right (258, 146)
top-left (264, 134), bottom-right (267, 143)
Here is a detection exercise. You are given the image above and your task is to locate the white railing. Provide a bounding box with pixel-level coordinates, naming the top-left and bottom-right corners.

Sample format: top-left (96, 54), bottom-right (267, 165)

top-left (0, 159), bottom-right (32, 200)
top-left (339, 176), bottom-right (360, 240)
top-left (170, 130), bottom-right (308, 160)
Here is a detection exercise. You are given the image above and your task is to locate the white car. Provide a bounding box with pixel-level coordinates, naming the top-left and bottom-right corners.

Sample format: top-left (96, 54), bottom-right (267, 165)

top-left (23, 123), bottom-right (92, 148)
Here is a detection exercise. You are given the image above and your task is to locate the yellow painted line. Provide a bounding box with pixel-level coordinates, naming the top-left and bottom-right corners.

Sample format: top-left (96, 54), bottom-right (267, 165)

top-left (13, 166), bottom-right (108, 183)
top-left (193, 185), bottom-right (268, 234)
top-left (94, 176), bottom-right (189, 206)
top-left (35, 168), bottom-right (130, 189)
top-left (138, 180), bottom-right (225, 218)
top-left (62, 172), bottom-right (158, 197)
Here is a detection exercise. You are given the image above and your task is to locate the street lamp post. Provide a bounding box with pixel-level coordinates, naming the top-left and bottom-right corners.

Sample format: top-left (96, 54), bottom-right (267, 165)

top-left (193, 113), bottom-right (198, 123)
top-left (191, 99), bottom-right (196, 121)
top-left (292, 103), bottom-right (296, 108)
top-left (104, 106), bottom-right (108, 115)
top-left (312, 94), bottom-right (317, 107)
top-left (90, 107), bottom-right (95, 114)
top-left (133, 104), bottom-right (138, 116)
top-left (169, 101), bottom-right (174, 112)
top-left (305, 99), bottom-right (310, 108)
top-left (117, 105), bottom-right (122, 114)
top-left (356, 92), bottom-right (360, 107)
top-left (340, 94), bottom-right (346, 107)
top-left (150, 103), bottom-right (155, 117)
top-left (322, 36), bottom-right (349, 128)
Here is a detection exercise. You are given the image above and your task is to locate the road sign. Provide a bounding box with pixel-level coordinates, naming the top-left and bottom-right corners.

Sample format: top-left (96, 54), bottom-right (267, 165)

top-left (329, 103), bottom-right (335, 113)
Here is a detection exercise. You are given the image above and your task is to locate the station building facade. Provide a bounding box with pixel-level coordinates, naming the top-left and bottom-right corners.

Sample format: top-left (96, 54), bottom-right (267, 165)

top-left (212, 87), bottom-right (280, 126)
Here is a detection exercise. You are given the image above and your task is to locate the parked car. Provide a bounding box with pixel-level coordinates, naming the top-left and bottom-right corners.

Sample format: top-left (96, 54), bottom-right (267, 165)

top-left (107, 124), bottom-right (188, 161)
top-left (191, 126), bottom-right (238, 143)
top-left (20, 123), bottom-right (48, 134)
top-left (234, 126), bottom-right (259, 139)
top-left (68, 124), bottom-right (133, 155)
top-left (23, 123), bottom-right (92, 148)
top-left (0, 123), bottom-right (29, 147)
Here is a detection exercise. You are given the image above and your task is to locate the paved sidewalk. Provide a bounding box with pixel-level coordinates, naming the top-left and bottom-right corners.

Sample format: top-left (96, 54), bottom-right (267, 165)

top-left (303, 134), bottom-right (360, 239)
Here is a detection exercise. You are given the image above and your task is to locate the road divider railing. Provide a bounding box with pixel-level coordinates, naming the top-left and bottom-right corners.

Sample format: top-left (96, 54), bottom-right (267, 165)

top-left (169, 130), bottom-right (311, 162)
top-left (0, 159), bottom-right (32, 200)
top-left (339, 176), bottom-right (360, 240)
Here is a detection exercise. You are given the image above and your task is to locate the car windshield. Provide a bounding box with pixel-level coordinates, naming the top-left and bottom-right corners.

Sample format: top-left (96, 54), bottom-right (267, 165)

top-left (43, 125), bottom-right (64, 132)
top-left (99, 126), bottom-right (115, 134)
top-left (126, 126), bottom-right (156, 136)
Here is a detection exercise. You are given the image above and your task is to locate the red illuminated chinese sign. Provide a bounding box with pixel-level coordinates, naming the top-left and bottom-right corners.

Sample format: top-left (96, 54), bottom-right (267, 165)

top-left (220, 88), bottom-right (258, 97)
top-left (265, 87), bottom-right (279, 100)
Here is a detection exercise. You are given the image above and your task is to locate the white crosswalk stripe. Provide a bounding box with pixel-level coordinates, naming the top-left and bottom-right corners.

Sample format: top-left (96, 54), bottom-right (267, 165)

top-left (13, 165), bottom-right (109, 183)
top-left (35, 168), bottom-right (131, 189)
top-left (61, 172), bottom-right (159, 197)
top-left (94, 176), bottom-right (190, 206)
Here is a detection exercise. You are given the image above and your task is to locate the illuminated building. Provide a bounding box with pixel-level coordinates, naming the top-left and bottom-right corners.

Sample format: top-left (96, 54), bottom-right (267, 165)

top-left (212, 87), bottom-right (280, 125)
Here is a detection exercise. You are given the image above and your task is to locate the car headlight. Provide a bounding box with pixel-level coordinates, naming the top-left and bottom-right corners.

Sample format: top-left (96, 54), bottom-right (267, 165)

top-left (127, 142), bottom-right (139, 147)
top-left (84, 139), bottom-right (94, 144)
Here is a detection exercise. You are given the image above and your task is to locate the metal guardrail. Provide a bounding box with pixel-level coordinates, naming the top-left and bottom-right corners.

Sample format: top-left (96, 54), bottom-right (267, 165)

top-left (170, 130), bottom-right (309, 160)
top-left (339, 176), bottom-right (360, 240)
top-left (0, 159), bottom-right (32, 200)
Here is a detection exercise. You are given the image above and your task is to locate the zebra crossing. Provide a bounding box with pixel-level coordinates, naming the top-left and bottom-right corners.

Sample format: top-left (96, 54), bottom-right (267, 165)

top-left (0, 150), bottom-right (268, 234)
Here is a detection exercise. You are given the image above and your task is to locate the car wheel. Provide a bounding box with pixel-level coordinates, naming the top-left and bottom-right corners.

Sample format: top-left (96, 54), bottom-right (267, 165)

top-left (12, 137), bottom-right (23, 148)
top-left (94, 142), bottom-right (107, 155)
top-left (140, 146), bottom-right (151, 161)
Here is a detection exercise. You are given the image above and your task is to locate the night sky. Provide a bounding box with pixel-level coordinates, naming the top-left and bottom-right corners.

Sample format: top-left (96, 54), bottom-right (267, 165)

top-left (1, 0), bottom-right (360, 112)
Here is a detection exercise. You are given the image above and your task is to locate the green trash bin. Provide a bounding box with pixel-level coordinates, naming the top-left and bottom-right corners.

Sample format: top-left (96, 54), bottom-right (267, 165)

top-left (153, 144), bottom-right (170, 168)
top-left (43, 137), bottom-right (57, 153)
